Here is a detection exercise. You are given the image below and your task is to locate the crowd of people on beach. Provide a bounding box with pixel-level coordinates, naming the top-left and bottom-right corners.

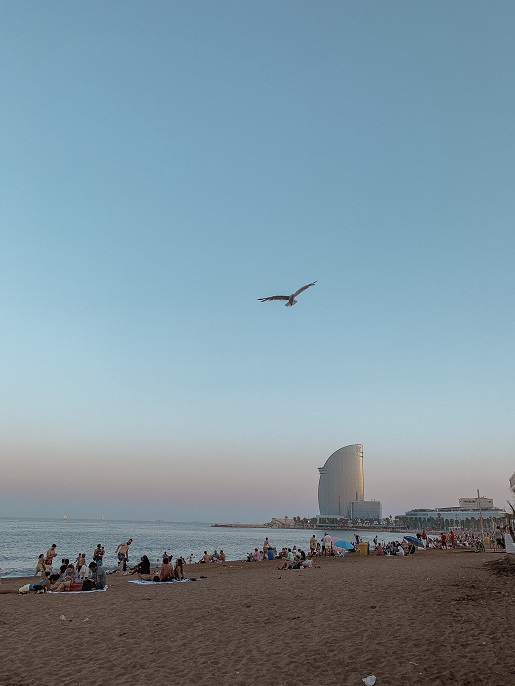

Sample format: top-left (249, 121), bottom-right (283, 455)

top-left (11, 537), bottom-right (191, 594)
top-left (4, 524), bottom-right (513, 594)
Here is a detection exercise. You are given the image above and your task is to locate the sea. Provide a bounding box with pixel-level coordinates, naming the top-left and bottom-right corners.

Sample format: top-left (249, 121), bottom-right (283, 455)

top-left (0, 517), bottom-right (395, 578)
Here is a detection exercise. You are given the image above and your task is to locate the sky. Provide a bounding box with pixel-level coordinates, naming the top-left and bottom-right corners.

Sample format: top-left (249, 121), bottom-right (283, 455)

top-left (1, 1), bottom-right (514, 522)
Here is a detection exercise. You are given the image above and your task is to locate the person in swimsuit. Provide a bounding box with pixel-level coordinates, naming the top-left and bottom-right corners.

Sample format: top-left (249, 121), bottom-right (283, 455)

top-left (34, 554), bottom-right (46, 577)
top-left (158, 557), bottom-right (174, 582)
top-left (45, 544), bottom-right (58, 571)
top-left (115, 538), bottom-right (132, 572)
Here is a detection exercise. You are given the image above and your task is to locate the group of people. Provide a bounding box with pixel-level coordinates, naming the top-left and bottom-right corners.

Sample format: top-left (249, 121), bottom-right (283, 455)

top-left (21, 554), bottom-right (106, 594)
top-left (26, 538), bottom-right (194, 591)
top-left (372, 539), bottom-right (417, 556)
top-left (199, 550), bottom-right (226, 563)
top-left (129, 552), bottom-right (187, 582)
top-left (248, 535), bottom-right (334, 564)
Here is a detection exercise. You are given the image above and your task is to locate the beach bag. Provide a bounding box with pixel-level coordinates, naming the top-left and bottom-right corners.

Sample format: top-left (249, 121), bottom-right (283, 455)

top-left (81, 579), bottom-right (93, 591)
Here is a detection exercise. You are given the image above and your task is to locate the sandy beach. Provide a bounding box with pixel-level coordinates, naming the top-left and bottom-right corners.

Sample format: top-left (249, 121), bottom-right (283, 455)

top-left (1, 549), bottom-right (514, 686)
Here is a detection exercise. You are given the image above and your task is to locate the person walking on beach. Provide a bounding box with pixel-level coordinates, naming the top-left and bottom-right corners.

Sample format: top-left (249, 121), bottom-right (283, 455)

top-left (115, 538), bottom-right (132, 572)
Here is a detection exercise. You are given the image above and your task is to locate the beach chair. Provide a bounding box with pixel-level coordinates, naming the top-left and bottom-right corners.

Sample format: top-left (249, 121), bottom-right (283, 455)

top-left (504, 533), bottom-right (515, 554)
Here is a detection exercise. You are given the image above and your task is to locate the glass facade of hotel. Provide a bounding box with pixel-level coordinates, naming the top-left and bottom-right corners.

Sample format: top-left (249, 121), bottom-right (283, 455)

top-left (318, 444), bottom-right (365, 517)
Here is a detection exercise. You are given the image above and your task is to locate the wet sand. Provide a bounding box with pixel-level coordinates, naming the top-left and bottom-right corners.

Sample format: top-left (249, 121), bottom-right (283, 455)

top-left (1, 549), bottom-right (514, 685)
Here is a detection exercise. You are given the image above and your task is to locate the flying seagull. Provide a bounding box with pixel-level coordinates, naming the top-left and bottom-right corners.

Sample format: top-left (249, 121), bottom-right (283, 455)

top-left (258, 281), bottom-right (317, 307)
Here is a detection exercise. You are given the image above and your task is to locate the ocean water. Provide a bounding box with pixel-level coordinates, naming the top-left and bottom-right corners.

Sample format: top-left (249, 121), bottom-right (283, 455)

top-left (0, 517), bottom-right (391, 578)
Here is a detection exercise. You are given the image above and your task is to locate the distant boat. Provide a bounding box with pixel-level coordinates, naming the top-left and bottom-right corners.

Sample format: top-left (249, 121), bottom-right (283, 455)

top-left (63, 513), bottom-right (68, 521)
top-left (101, 515), bottom-right (104, 521)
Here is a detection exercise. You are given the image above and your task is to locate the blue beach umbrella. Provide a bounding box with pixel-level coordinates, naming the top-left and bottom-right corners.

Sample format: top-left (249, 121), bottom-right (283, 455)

top-left (404, 535), bottom-right (424, 548)
top-left (332, 539), bottom-right (355, 550)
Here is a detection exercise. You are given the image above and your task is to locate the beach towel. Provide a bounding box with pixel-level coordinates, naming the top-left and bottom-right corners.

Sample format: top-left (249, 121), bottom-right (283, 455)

top-left (48, 586), bottom-right (108, 594)
top-left (128, 579), bottom-right (191, 585)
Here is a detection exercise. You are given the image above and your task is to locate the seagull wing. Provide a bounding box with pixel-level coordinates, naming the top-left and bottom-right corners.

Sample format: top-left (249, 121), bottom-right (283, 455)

top-left (292, 281), bottom-right (317, 298)
top-left (258, 295), bottom-right (290, 302)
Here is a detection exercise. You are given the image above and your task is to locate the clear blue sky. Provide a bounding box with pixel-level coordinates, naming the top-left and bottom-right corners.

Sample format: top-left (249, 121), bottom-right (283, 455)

top-left (1, 1), bottom-right (514, 522)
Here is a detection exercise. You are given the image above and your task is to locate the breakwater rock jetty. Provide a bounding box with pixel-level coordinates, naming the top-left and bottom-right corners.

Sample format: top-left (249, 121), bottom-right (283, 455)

top-left (211, 523), bottom-right (267, 528)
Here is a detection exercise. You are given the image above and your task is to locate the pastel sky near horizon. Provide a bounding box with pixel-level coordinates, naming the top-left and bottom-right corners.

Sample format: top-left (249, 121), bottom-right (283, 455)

top-left (1, 1), bottom-right (514, 523)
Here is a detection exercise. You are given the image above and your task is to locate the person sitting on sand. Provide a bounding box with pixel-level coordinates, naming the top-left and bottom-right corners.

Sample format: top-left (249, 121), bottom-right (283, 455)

top-left (278, 548), bottom-right (295, 569)
top-left (175, 556), bottom-right (185, 580)
top-left (158, 557), bottom-right (174, 582)
top-left (51, 565), bottom-right (75, 592)
top-left (211, 550), bottom-right (220, 562)
top-left (374, 544), bottom-right (384, 555)
top-left (88, 562), bottom-right (106, 590)
top-left (34, 554), bottom-right (46, 577)
top-left (251, 548), bottom-right (263, 562)
top-left (219, 550), bottom-right (226, 563)
top-left (132, 555), bottom-right (152, 580)
top-left (199, 551), bottom-right (211, 564)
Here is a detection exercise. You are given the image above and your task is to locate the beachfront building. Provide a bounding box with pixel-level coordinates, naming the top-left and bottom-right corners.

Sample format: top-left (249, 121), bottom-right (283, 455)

top-left (318, 444), bottom-right (364, 517)
top-left (317, 444), bottom-right (382, 527)
top-left (399, 498), bottom-right (506, 531)
top-left (349, 499), bottom-right (382, 521)
top-left (510, 471), bottom-right (515, 496)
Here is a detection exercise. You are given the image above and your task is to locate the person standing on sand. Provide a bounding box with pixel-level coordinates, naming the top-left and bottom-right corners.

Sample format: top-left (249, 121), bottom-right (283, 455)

top-left (45, 544), bottom-right (57, 571)
top-left (115, 538), bottom-right (132, 572)
top-left (322, 532), bottom-right (332, 556)
top-left (93, 544), bottom-right (105, 565)
top-left (34, 554), bottom-right (46, 577)
top-left (309, 535), bottom-right (317, 555)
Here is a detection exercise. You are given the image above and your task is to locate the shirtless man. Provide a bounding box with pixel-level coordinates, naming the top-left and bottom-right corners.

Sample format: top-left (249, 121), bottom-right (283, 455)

top-left (159, 557), bottom-right (174, 582)
top-left (45, 544), bottom-right (58, 571)
top-left (115, 538), bottom-right (132, 572)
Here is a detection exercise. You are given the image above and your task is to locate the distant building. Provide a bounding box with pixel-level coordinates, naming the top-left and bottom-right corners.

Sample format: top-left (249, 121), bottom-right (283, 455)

top-left (459, 497), bottom-right (493, 509)
top-left (349, 499), bottom-right (382, 521)
top-left (510, 471), bottom-right (515, 495)
top-left (402, 497), bottom-right (506, 530)
top-left (317, 444), bottom-right (381, 526)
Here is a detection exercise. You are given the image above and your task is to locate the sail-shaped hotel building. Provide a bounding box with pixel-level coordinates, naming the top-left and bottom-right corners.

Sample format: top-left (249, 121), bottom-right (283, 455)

top-left (317, 444), bottom-right (381, 524)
